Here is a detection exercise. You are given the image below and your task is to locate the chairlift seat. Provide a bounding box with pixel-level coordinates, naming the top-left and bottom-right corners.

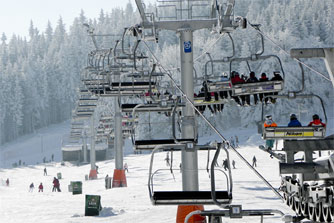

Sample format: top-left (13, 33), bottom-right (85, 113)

top-left (73, 114), bottom-right (92, 120)
top-left (78, 104), bottom-right (96, 109)
top-left (152, 191), bottom-right (231, 205)
top-left (207, 81), bottom-right (232, 92)
top-left (194, 97), bottom-right (227, 106)
top-left (78, 98), bottom-right (98, 104)
top-left (82, 79), bottom-right (108, 86)
top-left (135, 139), bottom-right (195, 150)
top-left (116, 55), bottom-right (148, 60)
top-left (76, 110), bottom-right (94, 115)
top-left (232, 80), bottom-right (283, 96)
top-left (263, 126), bottom-right (326, 140)
top-left (111, 81), bottom-right (156, 90)
top-left (89, 87), bottom-right (145, 96)
top-left (121, 103), bottom-right (180, 113)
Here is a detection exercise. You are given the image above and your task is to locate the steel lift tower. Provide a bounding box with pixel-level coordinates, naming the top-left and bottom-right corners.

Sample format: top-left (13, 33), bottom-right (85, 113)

top-left (135, 0), bottom-right (246, 222)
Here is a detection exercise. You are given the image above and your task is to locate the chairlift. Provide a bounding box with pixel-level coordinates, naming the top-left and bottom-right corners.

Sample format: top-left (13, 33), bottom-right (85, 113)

top-left (261, 61), bottom-right (327, 140)
top-left (148, 143), bottom-right (232, 205)
top-left (228, 26), bottom-right (285, 96)
top-left (121, 102), bottom-right (184, 113)
top-left (124, 102), bottom-right (190, 150)
top-left (200, 33), bottom-right (235, 95)
top-left (261, 94), bottom-right (327, 140)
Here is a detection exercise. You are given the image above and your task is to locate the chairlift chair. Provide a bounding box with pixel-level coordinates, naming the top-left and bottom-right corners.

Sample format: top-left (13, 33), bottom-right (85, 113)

top-left (125, 102), bottom-right (191, 150)
top-left (261, 94), bottom-right (327, 140)
top-left (148, 143), bottom-right (233, 206)
top-left (261, 59), bottom-right (327, 140)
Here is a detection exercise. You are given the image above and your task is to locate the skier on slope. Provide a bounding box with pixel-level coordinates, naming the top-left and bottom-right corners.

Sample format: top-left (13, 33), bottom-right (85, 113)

top-left (29, 183), bottom-right (34, 192)
top-left (252, 156), bottom-right (257, 167)
top-left (52, 177), bottom-right (61, 192)
top-left (38, 183), bottom-right (43, 192)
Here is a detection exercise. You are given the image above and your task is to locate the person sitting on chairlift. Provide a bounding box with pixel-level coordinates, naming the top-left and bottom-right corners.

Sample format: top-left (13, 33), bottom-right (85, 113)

top-left (259, 73), bottom-right (269, 104)
top-left (246, 71), bottom-right (259, 105)
top-left (288, 114), bottom-right (302, 127)
top-left (219, 72), bottom-right (230, 100)
top-left (269, 71), bottom-right (283, 103)
top-left (264, 115), bottom-right (277, 151)
top-left (308, 114), bottom-right (326, 127)
top-left (231, 72), bottom-right (246, 106)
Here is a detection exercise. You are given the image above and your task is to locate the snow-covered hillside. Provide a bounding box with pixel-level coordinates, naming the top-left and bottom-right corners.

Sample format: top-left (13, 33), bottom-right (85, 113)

top-left (6, 120), bottom-right (334, 222)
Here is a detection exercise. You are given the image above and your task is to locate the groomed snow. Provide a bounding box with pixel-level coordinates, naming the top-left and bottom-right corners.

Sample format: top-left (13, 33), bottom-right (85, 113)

top-left (1, 121), bottom-right (333, 223)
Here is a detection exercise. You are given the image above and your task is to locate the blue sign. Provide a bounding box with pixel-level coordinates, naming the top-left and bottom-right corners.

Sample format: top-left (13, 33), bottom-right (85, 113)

top-left (184, 41), bottom-right (192, 53)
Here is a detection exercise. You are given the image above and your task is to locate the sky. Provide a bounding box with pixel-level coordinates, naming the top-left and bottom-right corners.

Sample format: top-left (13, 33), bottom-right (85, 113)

top-left (0, 0), bottom-right (132, 39)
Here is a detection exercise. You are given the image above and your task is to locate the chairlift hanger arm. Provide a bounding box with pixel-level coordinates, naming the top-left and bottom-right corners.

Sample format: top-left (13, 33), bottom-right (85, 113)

top-left (133, 40), bottom-right (141, 71)
top-left (210, 142), bottom-right (233, 207)
top-left (262, 94), bottom-right (327, 124)
top-left (83, 23), bottom-right (99, 50)
top-left (148, 63), bottom-right (157, 103)
top-left (229, 54), bottom-right (285, 80)
top-left (135, 0), bottom-right (149, 23)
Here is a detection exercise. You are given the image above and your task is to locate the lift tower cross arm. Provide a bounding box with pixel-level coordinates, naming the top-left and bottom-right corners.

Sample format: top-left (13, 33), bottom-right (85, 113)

top-left (290, 48), bottom-right (334, 87)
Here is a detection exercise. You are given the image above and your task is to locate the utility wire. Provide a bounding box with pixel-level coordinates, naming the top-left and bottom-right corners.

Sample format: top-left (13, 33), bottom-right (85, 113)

top-left (142, 40), bottom-right (284, 201)
top-left (248, 21), bottom-right (331, 82)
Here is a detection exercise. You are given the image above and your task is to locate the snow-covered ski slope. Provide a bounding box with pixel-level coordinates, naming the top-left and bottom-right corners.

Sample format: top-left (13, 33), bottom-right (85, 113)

top-left (0, 119), bottom-right (333, 223)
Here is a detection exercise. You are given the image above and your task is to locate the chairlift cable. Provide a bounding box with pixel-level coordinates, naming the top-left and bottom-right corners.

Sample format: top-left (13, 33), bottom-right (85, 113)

top-left (248, 21), bottom-right (331, 82)
top-left (193, 33), bottom-right (226, 62)
top-left (142, 40), bottom-right (284, 201)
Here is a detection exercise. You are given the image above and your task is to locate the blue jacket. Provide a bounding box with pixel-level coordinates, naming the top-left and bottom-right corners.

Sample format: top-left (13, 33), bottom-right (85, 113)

top-left (288, 119), bottom-right (302, 127)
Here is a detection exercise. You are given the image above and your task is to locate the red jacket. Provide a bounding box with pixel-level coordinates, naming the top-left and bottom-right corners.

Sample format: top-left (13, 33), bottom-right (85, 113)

top-left (53, 179), bottom-right (59, 187)
top-left (39, 184), bottom-right (43, 189)
top-left (308, 119), bottom-right (326, 127)
top-left (231, 75), bottom-right (245, 85)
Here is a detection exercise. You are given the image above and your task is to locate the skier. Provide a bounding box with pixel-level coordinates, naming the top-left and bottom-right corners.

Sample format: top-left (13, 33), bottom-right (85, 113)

top-left (223, 159), bottom-right (229, 171)
top-left (269, 72), bottom-right (283, 103)
top-left (5, 178), bottom-right (9, 186)
top-left (235, 135), bottom-right (239, 147)
top-left (308, 114), bottom-right (326, 127)
top-left (95, 165), bottom-right (99, 174)
top-left (124, 163), bottom-right (128, 172)
top-left (52, 177), bottom-right (60, 192)
top-left (246, 71), bottom-right (259, 105)
top-left (230, 137), bottom-right (235, 148)
top-left (164, 153), bottom-right (170, 167)
top-left (51, 154), bottom-right (54, 162)
top-left (252, 156), bottom-right (257, 167)
top-left (38, 183), bottom-right (43, 192)
top-left (232, 160), bottom-right (236, 169)
top-left (29, 183), bottom-right (34, 192)
top-left (231, 72), bottom-right (246, 105)
top-left (44, 167), bottom-right (47, 176)
top-left (105, 174), bottom-right (110, 189)
top-left (219, 73), bottom-right (230, 99)
top-left (288, 114), bottom-right (302, 127)
top-left (264, 115), bottom-right (277, 151)
top-left (259, 73), bottom-right (269, 104)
